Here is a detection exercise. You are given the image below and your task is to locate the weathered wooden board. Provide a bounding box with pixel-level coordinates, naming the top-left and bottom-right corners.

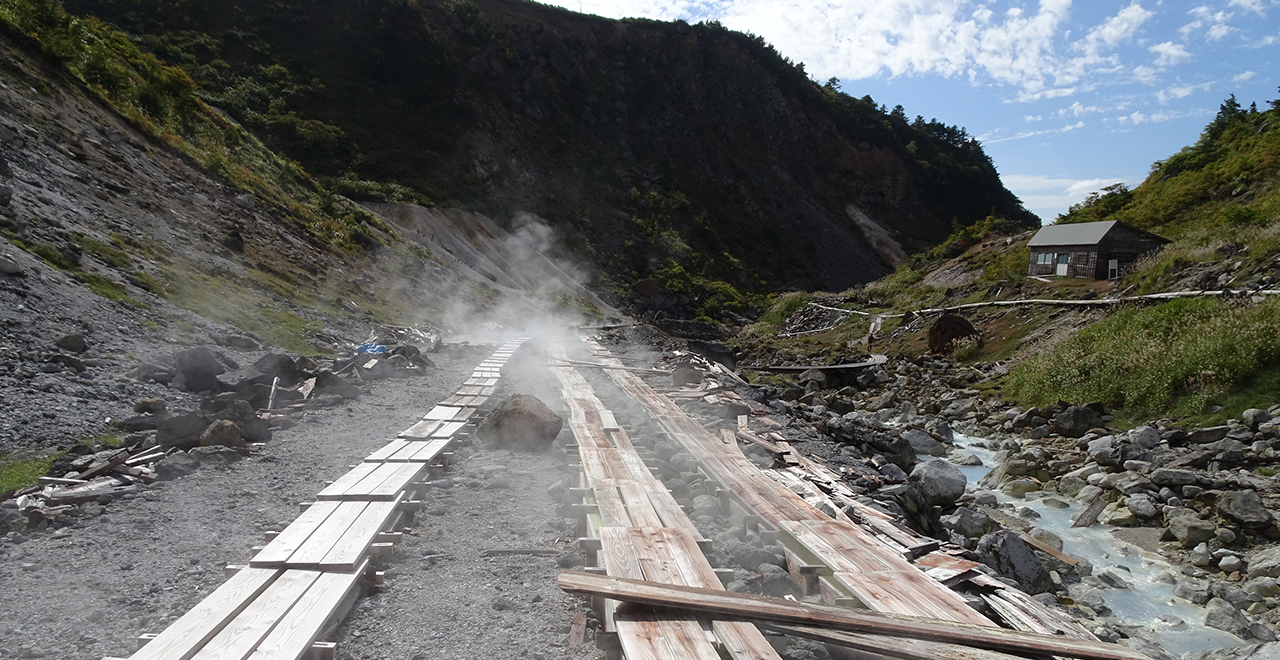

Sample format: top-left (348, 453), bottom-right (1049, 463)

top-left (557, 572), bottom-right (1150, 660)
top-left (130, 567), bottom-right (282, 660)
top-left (247, 560), bottom-right (367, 660)
top-left (190, 570), bottom-right (321, 660)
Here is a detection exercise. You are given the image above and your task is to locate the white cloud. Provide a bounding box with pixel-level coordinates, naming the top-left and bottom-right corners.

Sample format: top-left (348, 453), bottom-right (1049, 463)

top-left (1228, 0), bottom-right (1265, 14)
top-left (1117, 107), bottom-right (1215, 124)
top-left (1157, 81), bottom-right (1214, 103)
top-left (1002, 175), bottom-right (1132, 218)
top-left (1234, 70), bottom-right (1257, 82)
top-left (1150, 41), bottom-right (1191, 66)
top-left (553, 0), bottom-right (1156, 99)
top-left (1025, 114), bottom-right (1044, 121)
top-left (1183, 7), bottom-right (1234, 41)
top-left (982, 120), bottom-right (1086, 144)
top-left (1132, 64), bottom-right (1159, 83)
top-left (1060, 101), bottom-right (1100, 117)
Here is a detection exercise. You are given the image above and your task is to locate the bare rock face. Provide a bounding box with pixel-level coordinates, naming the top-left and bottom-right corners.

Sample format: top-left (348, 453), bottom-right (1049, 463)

top-left (976, 530), bottom-right (1053, 594)
top-left (477, 394), bottom-right (563, 451)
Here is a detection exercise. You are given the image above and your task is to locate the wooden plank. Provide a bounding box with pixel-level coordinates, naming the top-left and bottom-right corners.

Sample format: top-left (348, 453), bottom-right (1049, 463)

top-left (287, 502), bottom-right (368, 569)
top-left (592, 484), bottom-right (631, 527)
top-left (191, 570), bottom-right (320, 660)
top-left (404, 438), bottom-right (452, 463)
top-left (615, 610), bottom-right (723, 660)
top-left (364, 440), bottom-right (411, 463)
top-left (557, 572), bottom-right (1150, 660)
top-left (762, 624), bottom-right (1033, 660)
top-left (1072, 496), bottom-right (1108, 528)
top-left (363, 463), bottom-right (423, 500)
top-left (251, 502), bottom-right (342, 568)
top-left (399, 419), bottom-right (443, 439)
top-left (1017, 531), bottom-right (1079, 566)
top-left (314, 463), bottom-right (379, 500)
top-left (130, 567), bottom-right (281, 660)
top-left (431, 421), bottom-right (468, 438)
top-left (617, 481), bottom-right (665, 528)
top-left (320, 497), bottom-right (402, 571)
top-left (248, 561), bottom-right (368, 660)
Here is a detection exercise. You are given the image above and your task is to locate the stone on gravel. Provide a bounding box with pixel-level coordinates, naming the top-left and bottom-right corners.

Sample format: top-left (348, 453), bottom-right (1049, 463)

top-left (157, 412), bottom-right (213, 448)
top-left (173, 346), bottom-right (227, 393)
top-left (977, 530), bottom-right (1052, 594)
top-left (199, 419), bottom-right (245, 449)
top-left (1052, 406), bottom-right (1103, 438)
top-left (1220, 555), bottom-right (1244, 573)
top-left (0, 252), bottom-right (23, 276)
top-left (54, 333), bottom-right (88, 353)
top-left (134, 398), bottom-right (167, 414)
top-left (1219, 490), bottom-right (1275, 529)
top-left (154, 451), bottom-right (200, 480)
top-left (909, 459), bottom-right (966, 507)
top-left (902, 429), bottom-right (945, 456)
top-left (1127, 495), bottom-right (1159, 519)
top-left (476, 394), bottom-right (563, 450)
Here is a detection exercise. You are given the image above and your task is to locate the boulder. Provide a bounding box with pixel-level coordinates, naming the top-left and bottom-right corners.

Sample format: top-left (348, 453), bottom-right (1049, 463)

top-left (925, 418), bottom-right (954, 443)
top-left (0, 252), bottom-right (23, 276)
top-left (55, 334), bottom-right (88, 353)
top-left (133, 398), bottom-right (167, 414)
top-left (1151, 468), bottom-right (1199, 487)
top-left (909, 460), bottom-right (966, 507)
top-left (157, 412), bottom-right (213, 448)
top-left (1248, 547), bottom-right (1280, 578)
top-left (1189, 426), bottom-right (1232, 444)
top-left (1051, 406), bottom-right (1103, 438)
top-left (1168, 511), bottom-right (1218, 548)
top-left (173, 346), bottom-right (227, 393)
top-left (927, 314), bottom-right (979, 354)
top-left (977, 530), bottom-right (1053, 594)
top-left (154, 451), bottom-right (201, 480)
top-left (903, 429), bottom-right (946, 456)
top-left (1242, 409), bottom-right (1273, 432)
top-left (940, 507), bottom-right (1001, 538)
top-left (1129, 425), bottom-right (1162, 449)
top-left (476, 394), bottom-right (563, 450)
top-left (1127, 496), bottom-right (1160, 519)
top-left (199, 420), bottom-right (245, 449)
top-left (1003, 478), bottom-right (1041, 499)
top-left (1220, 490), bottom-right (1276, 529)
top-left (1204, 597), bottom-right (1275, 641)
top-left (1098, 501), bottom-right (1138, 527)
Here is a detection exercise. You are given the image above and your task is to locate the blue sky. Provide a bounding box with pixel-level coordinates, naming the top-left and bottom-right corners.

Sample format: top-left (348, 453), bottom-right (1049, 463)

top-left (539, 0), bottom-right (1278, 222)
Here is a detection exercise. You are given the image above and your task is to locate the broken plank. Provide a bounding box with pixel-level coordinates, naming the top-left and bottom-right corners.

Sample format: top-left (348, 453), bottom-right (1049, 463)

top-left (1072, 496), bottom-right (1108, 528)
top-left (1017, 531), bottom-right (1079, 566)
top-left (557, 572), bottom-right (1150, 660)
top-left (479, 548), bottom-right (561, 557)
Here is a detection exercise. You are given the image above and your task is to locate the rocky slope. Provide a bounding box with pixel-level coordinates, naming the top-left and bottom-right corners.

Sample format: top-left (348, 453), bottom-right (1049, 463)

top-left (63, 0), bottom-right (1036, 296)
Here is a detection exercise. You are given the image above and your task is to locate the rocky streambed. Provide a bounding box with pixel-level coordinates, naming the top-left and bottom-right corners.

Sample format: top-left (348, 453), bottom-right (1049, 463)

top-left (687, 347), bottom-right (1280, 660)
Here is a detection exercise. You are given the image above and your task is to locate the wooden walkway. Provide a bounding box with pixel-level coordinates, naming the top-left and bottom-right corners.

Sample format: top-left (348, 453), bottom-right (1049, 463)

top-left (105, 339), bottom-right (528, 660)
top-left (549, 343), bottom-right (781, 660)
top-left (584, 338), bottom-right (1099, 641)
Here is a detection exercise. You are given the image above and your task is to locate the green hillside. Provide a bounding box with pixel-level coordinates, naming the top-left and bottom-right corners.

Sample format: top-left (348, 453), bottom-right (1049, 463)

top-left (61, 0), bottom-right (1034, 310)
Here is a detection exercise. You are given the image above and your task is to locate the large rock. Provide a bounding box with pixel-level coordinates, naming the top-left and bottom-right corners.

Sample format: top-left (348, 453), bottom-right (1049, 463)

top-left (903, 429), bottom-right (945, 456)
top-left (477, 394), bottom-right (563, 450)
top-left (1204, 597), bottom-right (1276, 641)
top-left (1243, 409), bottom-right (1273, 432)
top-left (1220, 490), bottom-right (1276, 529)
top-left (1168, 510), bottom-right (1218, 548)
top-left (1189, 426), bottom-right (1232, 444)
top-left (1051, 406), bottom-right (1103, 438)
top-left (157, 412), bottom-right (213, 448)
top-left (940, 506), bottom-right (1001, 538)
top-left (909, 459), bottom-right (967, 507)
top-left (1248, 547), bottom-right (1280, 578)
top-left (199, 420), bottom-right (245, 449)
top-left (927, 314), bottom-right (979, 354)
top-left (173, 346), bottom-right (227, 393)
top-left (1129, 425), bottom-right (1162, 449)
top-left (977, 530), bottom-right (1053, 594)
top-left (1151, 468), bottom-right (1200, 487)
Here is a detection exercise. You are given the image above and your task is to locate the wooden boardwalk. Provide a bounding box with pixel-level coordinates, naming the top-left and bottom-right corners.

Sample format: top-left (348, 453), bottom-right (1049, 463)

top-left (584, 338), bottom-right (1099, 642)
top-left (105, 339), bottom-right (528, 660)
top-left (549, 343), bottom-right (780, 660)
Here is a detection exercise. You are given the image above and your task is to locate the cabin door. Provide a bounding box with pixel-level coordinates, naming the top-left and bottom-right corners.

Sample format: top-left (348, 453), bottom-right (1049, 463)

top-left (1056, 253), bottom-right (1069, 276)
top-left (1108, 259), bottom-right (1119, 279)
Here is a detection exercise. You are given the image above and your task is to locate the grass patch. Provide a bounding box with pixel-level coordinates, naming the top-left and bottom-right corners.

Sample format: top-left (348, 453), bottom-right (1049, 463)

top-left (0, 452), bottom-right (59, 493)
top-left (71, 233), bottom-right (132, 268)
top-left (750, 292), bottom-right (810, 334)
top-left (1004, 296), bottom-right (1280, 420)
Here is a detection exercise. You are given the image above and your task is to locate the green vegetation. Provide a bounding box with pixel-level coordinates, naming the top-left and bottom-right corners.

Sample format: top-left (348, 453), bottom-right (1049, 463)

top-left (750, 292), bottom-right (810, 334)
top-left (1005, 297), bottom-right (1280, 420)
top-left (0, 452), bottom-right (58, 493)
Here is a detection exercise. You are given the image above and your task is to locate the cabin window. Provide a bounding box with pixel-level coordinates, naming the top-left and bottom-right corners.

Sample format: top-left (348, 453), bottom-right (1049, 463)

top-left (1036, 252), bottom-right (1052, 264)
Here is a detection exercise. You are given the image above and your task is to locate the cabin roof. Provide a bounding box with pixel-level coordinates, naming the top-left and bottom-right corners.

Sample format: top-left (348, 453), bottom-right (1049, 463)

top-left (1027, 220), bottom-right (1168, 248)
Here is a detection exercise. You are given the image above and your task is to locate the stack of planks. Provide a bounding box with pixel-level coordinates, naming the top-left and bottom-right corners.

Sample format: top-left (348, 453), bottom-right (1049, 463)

top-left (103, 339), bottom-right (529, 660)
top-left (548, 343), bottom-right (782, 660)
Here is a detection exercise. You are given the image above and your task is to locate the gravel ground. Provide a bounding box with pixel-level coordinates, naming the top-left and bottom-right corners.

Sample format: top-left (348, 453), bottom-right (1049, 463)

top-left (0, 339), bottom-right (600, 660)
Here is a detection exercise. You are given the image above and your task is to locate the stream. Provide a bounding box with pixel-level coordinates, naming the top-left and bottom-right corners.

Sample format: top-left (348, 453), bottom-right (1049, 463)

top-left (951, 432), bottom-right (1243, 654)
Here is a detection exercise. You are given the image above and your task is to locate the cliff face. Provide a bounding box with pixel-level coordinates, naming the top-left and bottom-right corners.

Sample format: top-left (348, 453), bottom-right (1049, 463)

top-left (66, 0), bottom-right (1036, 298)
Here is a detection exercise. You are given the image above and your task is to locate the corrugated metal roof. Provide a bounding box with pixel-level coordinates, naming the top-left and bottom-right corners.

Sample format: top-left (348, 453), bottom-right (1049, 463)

top-left (1027, 220), bottom-right (1118, 247)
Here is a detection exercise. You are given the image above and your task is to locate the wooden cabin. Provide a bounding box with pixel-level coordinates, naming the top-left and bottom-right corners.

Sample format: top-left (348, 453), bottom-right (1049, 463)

top-left (1026, 220), bottom-right (1169, 279)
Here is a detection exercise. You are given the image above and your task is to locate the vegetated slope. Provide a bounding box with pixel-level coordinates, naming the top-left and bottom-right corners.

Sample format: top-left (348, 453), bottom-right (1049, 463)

top-left (741, 96), bottom-right (1280, 423)
top-left (62, 0), bottom-right (1035, 309)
